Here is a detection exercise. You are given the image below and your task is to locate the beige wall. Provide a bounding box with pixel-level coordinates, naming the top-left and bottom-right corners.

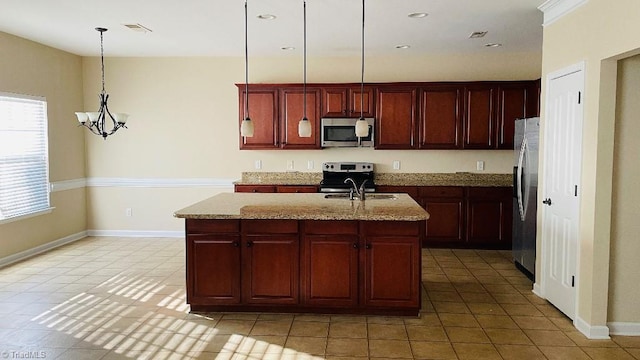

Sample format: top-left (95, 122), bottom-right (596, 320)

top-left (540, 0), bottom-right (640, 329)
top-left (608, 55), bottom-right (640, 323)
top-left (0, 32), bottom-right (86, 259)
top-left (82, 52), bottom-right (540, 232)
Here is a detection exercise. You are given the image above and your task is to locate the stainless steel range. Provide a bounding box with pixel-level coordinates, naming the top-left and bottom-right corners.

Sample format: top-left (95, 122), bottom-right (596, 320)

top-left (320, 162), bottom-right (376, 193)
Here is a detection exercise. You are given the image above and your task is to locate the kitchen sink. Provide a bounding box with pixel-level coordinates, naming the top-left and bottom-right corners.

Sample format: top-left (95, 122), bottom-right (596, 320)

top-left (323, 193), bottom-right (397, 200)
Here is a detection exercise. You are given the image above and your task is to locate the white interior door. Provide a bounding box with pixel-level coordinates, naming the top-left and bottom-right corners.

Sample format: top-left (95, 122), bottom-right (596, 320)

top-left (541, 64), bottom-right (584, 319)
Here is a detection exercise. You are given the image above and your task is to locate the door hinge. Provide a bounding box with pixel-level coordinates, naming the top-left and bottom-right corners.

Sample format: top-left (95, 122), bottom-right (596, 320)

top-left (575, 185), bottom-right (578, 197)
top-left (578, 91), bottom-right (582, 104)
top-left (571, 276), bottom-right (575, 287)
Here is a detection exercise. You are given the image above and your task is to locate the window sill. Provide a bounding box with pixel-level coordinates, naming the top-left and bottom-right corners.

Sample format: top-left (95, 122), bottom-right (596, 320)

top-left (0, 207), bottom-right (55, 225)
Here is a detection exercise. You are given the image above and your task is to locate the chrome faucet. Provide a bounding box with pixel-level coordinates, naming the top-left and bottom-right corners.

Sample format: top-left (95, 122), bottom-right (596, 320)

top-left (344, 178), bottom-right (368, 201)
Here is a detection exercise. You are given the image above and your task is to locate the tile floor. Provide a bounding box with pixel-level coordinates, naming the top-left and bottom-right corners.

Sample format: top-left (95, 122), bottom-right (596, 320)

top-left (0, 237), bottom-right (639, 360)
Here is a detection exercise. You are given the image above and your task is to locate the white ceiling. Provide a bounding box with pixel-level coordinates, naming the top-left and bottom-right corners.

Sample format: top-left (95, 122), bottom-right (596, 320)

top-left (0, 0), bottom-right (545, 57)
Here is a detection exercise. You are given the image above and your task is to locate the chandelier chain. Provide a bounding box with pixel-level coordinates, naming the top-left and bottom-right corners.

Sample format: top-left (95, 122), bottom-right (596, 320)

top-left (360, 0), bottom-right (365, 119)
top-left (244, 0), bottom-right (250, 119)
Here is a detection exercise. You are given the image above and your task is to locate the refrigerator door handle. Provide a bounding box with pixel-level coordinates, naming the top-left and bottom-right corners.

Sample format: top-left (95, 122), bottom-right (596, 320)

top-left (517, 138), bottom-right (527, 221)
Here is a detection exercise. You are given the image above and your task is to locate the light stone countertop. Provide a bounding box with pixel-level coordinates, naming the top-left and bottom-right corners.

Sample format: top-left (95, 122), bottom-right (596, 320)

top-left (174, 193), bottom-right (429, 221)
top-left (235, 172), bottom-right (512, 187)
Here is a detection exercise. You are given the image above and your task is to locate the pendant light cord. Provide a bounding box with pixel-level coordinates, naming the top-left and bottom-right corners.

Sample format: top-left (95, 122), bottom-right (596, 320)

top-left (100, 30), bottom-right (106, 94)
top-left (244, 0), bottom-right (250, 119)
top-left (303, 0), bottom-right (307, 120)
top-left (360, 0), bottom-right (365, 120)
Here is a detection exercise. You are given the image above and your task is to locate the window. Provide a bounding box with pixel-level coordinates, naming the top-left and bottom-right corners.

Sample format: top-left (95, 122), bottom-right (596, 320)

top-left (0, 92), bottom-right (50, 222)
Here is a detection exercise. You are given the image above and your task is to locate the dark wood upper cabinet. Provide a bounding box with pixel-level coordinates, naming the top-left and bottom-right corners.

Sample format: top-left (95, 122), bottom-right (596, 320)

top-left (238, 89), bottom-right (279, 149)
top-left (419, 86), bottom-right (462, 149)
top-left (497, 83), bottom-right (527, 150)
top-left (463, 84), bottom-right (497, 149)
top-left (321, 86), bottom-right (374, 118)
top-left (375, 87), bottom-right (418, 149)
top-left (280, 88), bottom-right (321, 149)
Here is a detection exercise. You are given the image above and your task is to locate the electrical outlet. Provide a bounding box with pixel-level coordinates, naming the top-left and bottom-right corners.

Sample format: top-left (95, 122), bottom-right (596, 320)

top-left (287, 160), bottom-right (294, 170)
top-left (254, 160), bottom-right (262, 170)
top-left (125, 208), bottom-right (132, 217)
top-left (393, 160), bottom-right (401, 170)
top-left (307, 160), bottom-right (314, 170)
top-left (476, 160), bottom-right (485, 171)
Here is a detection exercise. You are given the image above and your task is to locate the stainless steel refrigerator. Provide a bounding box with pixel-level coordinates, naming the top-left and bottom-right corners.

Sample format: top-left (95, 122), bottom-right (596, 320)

top-left (513, 117), bottom-right (539, 279)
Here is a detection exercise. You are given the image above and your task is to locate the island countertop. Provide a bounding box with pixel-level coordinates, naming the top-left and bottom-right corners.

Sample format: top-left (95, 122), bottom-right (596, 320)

top-left (174, 192), bottom-right (429, 221)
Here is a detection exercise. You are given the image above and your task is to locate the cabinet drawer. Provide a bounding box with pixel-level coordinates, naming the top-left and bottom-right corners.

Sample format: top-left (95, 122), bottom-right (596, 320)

top-left (303, 220), bottom-right (359, 235)
top-left (466, 186), bottom-right (512, 199)
top-left (362, 221), bottom-right (420, 236)
top-left (276, 185), bottom-right (318, 193)
top-left (242, 219), bottom-right (299, 234)
top-left (235, 185), bottom-right (277, 193)
top-left (419, 186), bottom-right (463, 198)
top-left (186, 219), bottom-right (240, 234)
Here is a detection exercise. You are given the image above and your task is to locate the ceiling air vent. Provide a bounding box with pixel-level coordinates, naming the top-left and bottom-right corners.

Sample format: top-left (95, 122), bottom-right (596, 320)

top-left (469, 31), bottom-right (488, 39)
top-left (123, 24), bottom-right (153, 33)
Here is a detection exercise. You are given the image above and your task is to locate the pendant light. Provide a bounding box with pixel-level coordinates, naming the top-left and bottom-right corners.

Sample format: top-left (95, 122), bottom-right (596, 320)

top-left (75, 27), bottom-right (128, 140)
top-left (240, 0), bottom-right (254, 137)
top-left (354, 0), bottom-right (369, 138)
top-left (298, 0), bottom-right (312, 137)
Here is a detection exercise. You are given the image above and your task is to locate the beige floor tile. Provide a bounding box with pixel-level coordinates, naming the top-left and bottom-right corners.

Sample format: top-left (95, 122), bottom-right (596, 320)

top-left (410, 340), bottom-right (458, 359)
top-left (57, 348), bottom-right (110, 360)
top-left (444, 327), bottom-right (490, 344)
top-left (613, 335), bottom-right (640, 348)
top-left (458, 292), bottom-right (496, 304)
top-left (511, 315), bottom-right (559, 330)
top-left (466, 303), bottom-right (506, 316)
top-left (249, 320), bottom-right (292, 336)
top-left (626, 348), bottom-right (640, 359)
top-left (565, 330), bottom-right (620, 347)
top-left (427, 291), bottom-right (464, 303)
top-left (284, 336), bottom-right (327, 356)
top-left (325, 338), bottom-right (368, 357)
top-left (368, 323), bottom-right (408, 340)
top-left (406, 326), bottom-right (448, 342)
top-left (495, 344), bottom-right (547, 360)
top-left (524, 329), bottom-right (577, 346)
top-left (213, 319), bottom-right (255, 335)
top-left (289, 321), bottom-right (329, 337)
top-left (404, 313), bottom-right (443, 327)
top-left (432, 302), bottom-right (470, 314)
top-left (501, 303), bottom-right (545, 317)
top-left (475, 315), bottom-right (518, 329)
top-left (330, 315), bottom-right (367, 323)
top-left (329, 322), bottom-right (367, 338)
top-left (539, 345), bottom-right (591, 360)
top-left (437, 314), bottom-right (480, 328)
top-left (484, 328), bottom-right (532, 345)
top-left (582, 347), bottom-right (636, 360)
top-left (369, 339), bottom-right (413, 358)
top-left (452, 343), bottom-right (501, 360)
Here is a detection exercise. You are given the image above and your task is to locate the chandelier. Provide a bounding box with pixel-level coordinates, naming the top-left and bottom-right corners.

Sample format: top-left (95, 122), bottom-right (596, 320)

top-left (75, 27), bottom-right (128, 139)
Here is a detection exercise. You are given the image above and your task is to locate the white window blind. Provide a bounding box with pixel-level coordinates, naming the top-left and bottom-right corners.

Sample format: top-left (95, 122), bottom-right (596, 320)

top-left (0, 92), bottom-right (50, 221)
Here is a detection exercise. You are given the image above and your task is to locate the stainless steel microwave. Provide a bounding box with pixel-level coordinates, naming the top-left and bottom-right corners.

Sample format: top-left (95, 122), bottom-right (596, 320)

top-left (321, 118), bottom-right (375, 147)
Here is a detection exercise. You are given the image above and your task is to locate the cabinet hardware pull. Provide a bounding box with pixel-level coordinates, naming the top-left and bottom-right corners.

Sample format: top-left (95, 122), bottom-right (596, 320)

top-left (353, 243), bottom-right (359, 249)
top-left (365, 244), bottom-right (372, 249)
top-left (232, 241), bottom-right (240, 247)
top-left (246, 241), bottom-right (253, 247)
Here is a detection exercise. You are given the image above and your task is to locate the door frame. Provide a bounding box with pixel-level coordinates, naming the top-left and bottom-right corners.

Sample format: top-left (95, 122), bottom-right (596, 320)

top-left (535, 61), bottom-right (585, 320)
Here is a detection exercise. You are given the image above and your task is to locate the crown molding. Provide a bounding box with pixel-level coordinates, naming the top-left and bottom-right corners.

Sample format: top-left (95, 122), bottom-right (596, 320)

top-left (538, 0), bottom-right (588, 26)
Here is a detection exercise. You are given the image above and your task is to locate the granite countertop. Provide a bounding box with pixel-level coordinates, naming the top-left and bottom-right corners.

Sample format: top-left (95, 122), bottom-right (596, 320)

top-left (235, 172), bottom-right (512, 187)
top-left (174, 193), bottom-right (429, 221)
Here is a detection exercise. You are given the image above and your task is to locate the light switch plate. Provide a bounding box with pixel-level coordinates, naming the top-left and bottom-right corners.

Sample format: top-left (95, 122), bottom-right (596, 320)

top-left (307, 160), bottom-right (314, 170)
top-left (393, 160), bottom-right (401, 170)
top-left (254, 160), bottom-right (262, 170)
top-left (476, 160), bottom-right (484, 171)
top-left (287, 160), bottom-right (294, 170)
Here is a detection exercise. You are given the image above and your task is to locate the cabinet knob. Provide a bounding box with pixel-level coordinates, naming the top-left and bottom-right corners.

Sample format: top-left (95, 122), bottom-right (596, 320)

top-left (246, 241), bottom-right (253, 247)
top-left (252, 189), bottom-right (257, 193)
top-left (352, 243), bottom-right (359, 249)
top-left (232, 241), bottom-right (240, 247)
top-left (365, 244), bottom-right (372, 250)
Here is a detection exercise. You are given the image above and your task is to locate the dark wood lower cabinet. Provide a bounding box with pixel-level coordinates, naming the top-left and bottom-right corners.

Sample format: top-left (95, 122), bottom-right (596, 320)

top-left (185, 218), bottom-right (421, 315)
top-left (466, 187), bottom-right (513, 248)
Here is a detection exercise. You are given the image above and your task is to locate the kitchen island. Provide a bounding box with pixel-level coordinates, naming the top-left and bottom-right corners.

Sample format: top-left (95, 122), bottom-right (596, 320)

top-left (174, 192), bottom-right (429, 316)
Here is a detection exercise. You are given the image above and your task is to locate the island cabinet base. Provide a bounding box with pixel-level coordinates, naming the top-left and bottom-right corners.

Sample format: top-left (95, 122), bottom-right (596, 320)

top-left (185, 219), bottom-right (422, 316)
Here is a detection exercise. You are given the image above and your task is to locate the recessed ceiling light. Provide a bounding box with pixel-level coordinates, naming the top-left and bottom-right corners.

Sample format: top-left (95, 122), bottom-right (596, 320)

top-left (408, 12), bottom-right (428, 18)
top-left (257, 14), bottom-right (276, 20)
top-left (485, 43), bottom-right (502, 48)
top-left (469, 31), bottom-right (488, 39)
top-left (395, 45), bottom-right (411, 49)
top-left (281, 46), bottom-right (295, 51)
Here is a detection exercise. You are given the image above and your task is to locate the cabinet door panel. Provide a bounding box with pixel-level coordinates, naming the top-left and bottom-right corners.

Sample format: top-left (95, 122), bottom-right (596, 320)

top-left (189, 235), bottom-right (241, 304)
top-left (243, 235), bottom-right (299, 304)
top-left (303, 235), bottom-right (359, 306)
top-left (497, 85), bottom-right (527, 149)
top-left (322, 88), bottom-right (348, 117)
top-left (463, 86), bottom-right (495, 149)
top-left (420, 87), bottom-right (462, 149)
top-left (234, 185), bottom-right (276, 193)
top-left (350, 87), bottom-right (375, 117)
top-left (363, 237), bottom-right (419, 308)
top-left (239, 89), bottom-right (279, 149)
top-left (466, 188), bottom-right (512, 249)
top-left (276, 185), bottom-right (318, 193)
top-left (423, 200), bottom-right (465, 245)
top-left (375, 88), bottom-right (417, 149)
top-left (281, 88), bottom-right (321, 148)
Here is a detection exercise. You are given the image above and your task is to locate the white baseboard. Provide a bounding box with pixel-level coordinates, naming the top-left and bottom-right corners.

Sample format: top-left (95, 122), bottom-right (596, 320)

top-left (575, 316), bottom-right (611, 339)
top-left (87, 230), bottom-right (184, 238)
top-left (608, 322), bottom-right (640, 336)
top-left (0, 231), bottom-right (87, 268)
top-left (532, 283), bottom-right (544, 298)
